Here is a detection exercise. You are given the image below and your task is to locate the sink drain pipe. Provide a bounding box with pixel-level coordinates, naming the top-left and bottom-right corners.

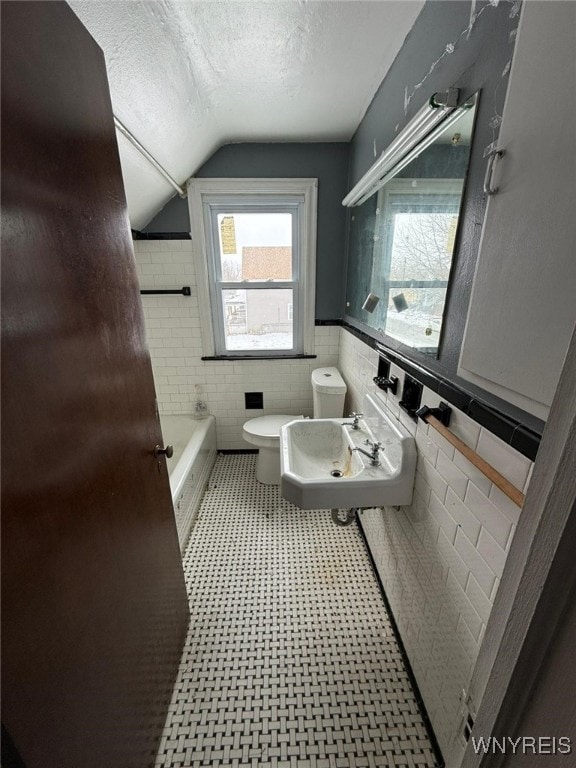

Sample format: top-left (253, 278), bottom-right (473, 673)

top-left (331, 508), bottom-right (358, 526)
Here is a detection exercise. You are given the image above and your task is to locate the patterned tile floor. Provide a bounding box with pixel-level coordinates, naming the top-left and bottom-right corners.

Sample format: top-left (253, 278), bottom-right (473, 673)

top-left (155, 454), bottom-right (439, 768)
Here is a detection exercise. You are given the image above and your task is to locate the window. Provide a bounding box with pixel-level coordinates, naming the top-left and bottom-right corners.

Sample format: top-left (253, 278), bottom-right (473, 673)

top-left (188, 179), bottom-right (317, 357)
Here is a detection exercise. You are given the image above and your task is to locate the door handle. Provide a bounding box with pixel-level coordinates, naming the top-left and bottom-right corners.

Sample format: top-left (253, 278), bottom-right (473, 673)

top-left (154, 444), bottom-right (174, 459)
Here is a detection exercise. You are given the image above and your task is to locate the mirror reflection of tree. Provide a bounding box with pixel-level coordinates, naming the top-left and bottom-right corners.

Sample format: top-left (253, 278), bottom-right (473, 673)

top-left (390, 212), bottom-right (456, 281)
top-left (369, 183), bottom-right (464, 346)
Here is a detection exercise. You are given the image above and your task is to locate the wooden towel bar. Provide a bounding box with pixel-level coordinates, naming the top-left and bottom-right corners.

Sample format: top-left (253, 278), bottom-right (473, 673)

top-left (424, 413), bottom-right (525, 508)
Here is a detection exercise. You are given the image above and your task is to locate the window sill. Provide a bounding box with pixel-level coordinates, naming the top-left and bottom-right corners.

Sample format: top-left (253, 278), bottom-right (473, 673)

top-left (201, 354), bottom-right (317, 361)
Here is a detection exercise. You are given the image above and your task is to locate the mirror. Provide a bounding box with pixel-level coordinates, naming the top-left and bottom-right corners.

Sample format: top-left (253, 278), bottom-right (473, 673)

top-left (345, 93), bottom-right (478, 354)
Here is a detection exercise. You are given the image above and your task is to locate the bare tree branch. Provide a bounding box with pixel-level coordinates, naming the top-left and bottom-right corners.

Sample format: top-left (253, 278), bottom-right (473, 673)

top-left (389, 212), bottom-right (456, 281)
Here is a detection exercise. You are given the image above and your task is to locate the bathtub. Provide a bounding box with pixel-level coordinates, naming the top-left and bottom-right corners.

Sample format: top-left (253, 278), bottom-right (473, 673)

top-left (159, 414), bottom-right (217, 552)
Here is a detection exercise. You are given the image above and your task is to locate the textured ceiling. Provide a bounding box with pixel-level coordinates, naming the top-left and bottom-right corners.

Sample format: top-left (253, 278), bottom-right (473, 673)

top-left (69, 1), bottom-right (424, 229)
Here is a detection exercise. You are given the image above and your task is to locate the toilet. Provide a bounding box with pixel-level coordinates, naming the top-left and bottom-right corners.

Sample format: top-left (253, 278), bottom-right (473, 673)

top-left (242, 367), bottom-right (347, 485)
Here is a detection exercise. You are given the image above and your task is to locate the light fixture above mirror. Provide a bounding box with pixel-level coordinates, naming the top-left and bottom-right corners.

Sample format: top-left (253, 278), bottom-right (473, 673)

top-left (343, 88), bottom-right (468, 208)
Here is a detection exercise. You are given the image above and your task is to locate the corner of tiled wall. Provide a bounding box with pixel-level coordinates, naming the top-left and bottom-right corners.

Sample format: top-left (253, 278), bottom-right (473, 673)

top-left (133, 240), bottom-right (340, 449)
top-left (337, 327), bottom-right (533, 761)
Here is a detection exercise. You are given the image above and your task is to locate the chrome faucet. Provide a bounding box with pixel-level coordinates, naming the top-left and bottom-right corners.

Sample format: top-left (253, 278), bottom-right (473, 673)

top-left (352, 438), bottom-right (382, 466)
top-left (342, 412), bottom-right (363, 430)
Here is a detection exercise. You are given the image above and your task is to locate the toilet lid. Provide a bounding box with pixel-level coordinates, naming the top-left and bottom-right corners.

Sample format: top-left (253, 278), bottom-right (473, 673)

top-left (243, 414), bottom-right (303, 438)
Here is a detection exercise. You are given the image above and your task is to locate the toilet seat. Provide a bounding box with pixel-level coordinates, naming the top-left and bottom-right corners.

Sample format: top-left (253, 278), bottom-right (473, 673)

top-left (243, 415), bottom-right (302, 449)
top-left (243, 415), bottom-right (303, 485)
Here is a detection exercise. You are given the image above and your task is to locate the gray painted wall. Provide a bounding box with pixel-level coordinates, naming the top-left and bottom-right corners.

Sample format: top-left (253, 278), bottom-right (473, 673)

top-left (144, 143), bottom-right (350, 321)
top-left (344, 1), bottom-right (540, 428)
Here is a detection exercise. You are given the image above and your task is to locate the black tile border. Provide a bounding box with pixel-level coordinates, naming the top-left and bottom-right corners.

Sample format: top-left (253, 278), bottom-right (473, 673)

top-left (356, 513), bottom-right (445, 768)
top-left (511, 425), bottom-right (541, 461)
top-left (437, 380), bottom-right (471, 413)
top-left (201, 355), bottom-right (317, 361)
top-left (340, 321), bottom-right (379, 351)
top-left (132, 229), bottom-right (191, 240)
top-left (341, 321), bottom-right (541, 462)
top-left (466, 400), bottom-right (517, 444)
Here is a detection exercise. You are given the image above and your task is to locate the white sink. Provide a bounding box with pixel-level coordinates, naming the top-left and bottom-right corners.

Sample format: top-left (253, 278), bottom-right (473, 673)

top-left (280, 392), bottom-right (416, 510)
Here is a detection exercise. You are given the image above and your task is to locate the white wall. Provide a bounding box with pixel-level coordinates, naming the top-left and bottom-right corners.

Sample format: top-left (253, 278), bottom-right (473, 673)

top-left (133, 239), bottom-right (339, 449)
top-left (338, 328), bottom-right (533, 763)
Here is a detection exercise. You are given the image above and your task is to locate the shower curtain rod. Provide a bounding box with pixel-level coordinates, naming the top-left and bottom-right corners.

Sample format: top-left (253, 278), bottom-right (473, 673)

top-left (113, 116), bottom-right (187, 198)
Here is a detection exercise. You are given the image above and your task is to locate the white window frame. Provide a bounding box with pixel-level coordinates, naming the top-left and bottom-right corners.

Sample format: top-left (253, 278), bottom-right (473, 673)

top-left (188, 178), bottom-right (317, 358)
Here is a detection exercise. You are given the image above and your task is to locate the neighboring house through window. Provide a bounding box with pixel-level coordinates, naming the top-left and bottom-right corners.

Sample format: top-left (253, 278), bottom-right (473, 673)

top-left (188, 179), bottom-right (317, 358)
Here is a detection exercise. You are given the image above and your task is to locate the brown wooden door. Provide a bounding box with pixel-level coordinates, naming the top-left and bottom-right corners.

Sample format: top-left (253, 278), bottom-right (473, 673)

top-left (1, 3), bottom-right (190, 767)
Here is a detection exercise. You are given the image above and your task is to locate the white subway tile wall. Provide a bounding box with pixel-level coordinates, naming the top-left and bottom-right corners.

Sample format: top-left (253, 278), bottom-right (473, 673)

top-left (133, 240), bottom-right (339, 449)
top-left (338, 328), bottom-right (533, 760)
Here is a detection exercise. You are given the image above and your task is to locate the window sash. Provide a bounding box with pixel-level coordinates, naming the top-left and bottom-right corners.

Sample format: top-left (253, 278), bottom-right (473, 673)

top-left (203, 199), bottom-right (304, 356)
top-left (217, 286), bottom-right (300, 355)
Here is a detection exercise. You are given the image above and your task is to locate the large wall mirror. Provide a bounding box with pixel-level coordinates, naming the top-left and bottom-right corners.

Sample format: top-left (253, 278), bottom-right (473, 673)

top-left (344, 91), bottom-right (479, 355)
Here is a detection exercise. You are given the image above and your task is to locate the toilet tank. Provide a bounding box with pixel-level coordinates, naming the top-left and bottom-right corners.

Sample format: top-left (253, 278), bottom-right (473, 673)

top-left (311, 367), bottom-right (347, 418)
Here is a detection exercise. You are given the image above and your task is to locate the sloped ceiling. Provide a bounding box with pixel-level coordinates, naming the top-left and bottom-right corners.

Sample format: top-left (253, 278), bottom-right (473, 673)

top-left (69, 0), bottom-right (424, 229)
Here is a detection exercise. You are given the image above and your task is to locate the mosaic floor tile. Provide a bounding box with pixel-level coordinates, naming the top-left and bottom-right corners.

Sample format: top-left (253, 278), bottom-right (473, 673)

top-left (155, 454), bottom-right (439, 768)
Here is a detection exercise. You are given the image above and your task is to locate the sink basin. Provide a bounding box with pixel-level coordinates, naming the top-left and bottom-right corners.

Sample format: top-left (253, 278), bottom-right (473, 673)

top-left (280, 392), bottom-right (416, 510)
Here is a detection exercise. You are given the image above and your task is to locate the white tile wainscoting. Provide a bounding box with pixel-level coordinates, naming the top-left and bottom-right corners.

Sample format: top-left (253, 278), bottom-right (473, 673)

top-left (133, 240), bottom-right (339, 449)
top-left (338, 328), bottom-right (533, 761)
